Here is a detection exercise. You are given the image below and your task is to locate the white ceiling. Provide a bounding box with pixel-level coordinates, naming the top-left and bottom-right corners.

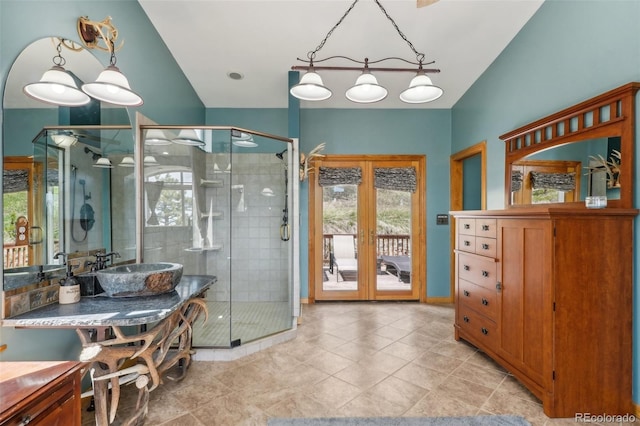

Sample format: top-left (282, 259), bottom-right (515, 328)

top-left (139, 0), bottom-right (545, 109)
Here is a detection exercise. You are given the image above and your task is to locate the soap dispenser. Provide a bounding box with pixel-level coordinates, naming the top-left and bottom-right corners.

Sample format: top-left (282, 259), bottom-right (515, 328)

top-left (59, 264), bottom-right (80, 304)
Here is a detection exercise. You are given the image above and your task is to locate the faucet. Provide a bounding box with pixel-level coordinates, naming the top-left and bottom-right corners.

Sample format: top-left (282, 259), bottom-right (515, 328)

top-left (53, 252), bottom-right (69, 264)
top-left (94, 252), bottom-right (120, 270)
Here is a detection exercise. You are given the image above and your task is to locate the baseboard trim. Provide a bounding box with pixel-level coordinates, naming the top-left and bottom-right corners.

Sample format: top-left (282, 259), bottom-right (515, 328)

top-left (300, 298), bottom-right (309, 304)
top-left (426, 296), bottom-right (454, 304)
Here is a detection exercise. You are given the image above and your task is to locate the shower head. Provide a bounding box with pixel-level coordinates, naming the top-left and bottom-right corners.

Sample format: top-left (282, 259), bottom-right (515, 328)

top-left (275, 149), bottom-right (287, 160)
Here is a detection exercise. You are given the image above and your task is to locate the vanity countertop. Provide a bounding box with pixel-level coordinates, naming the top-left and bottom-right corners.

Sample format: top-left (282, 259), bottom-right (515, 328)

top-left (1, 275), bottom-right (216, 328)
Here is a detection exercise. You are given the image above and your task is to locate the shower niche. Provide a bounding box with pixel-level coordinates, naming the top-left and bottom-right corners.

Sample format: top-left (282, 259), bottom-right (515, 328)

top-left (139, 126), bottom-right (296, 348)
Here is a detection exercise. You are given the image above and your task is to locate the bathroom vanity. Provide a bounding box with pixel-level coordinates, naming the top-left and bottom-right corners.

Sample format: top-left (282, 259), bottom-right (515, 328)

top-left (1, 275), bottom-right (216, 426)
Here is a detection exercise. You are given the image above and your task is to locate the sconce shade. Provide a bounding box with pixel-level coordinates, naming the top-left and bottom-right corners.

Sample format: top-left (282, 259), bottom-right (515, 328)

top-left (399, 74), bottom-right (443, 104)
top-left (345, 73), bottom-right (388, 103)
top-left (143, 155), bottom-right (158, 166)
top-left (144, 129), bottom-right (171, 146)
top-left (290, 71), bottom-right (332, 101)
top-left (82, 65), bottom-right (143, 106)
top-left (173, 129), bottom-right (205, 146)
top-left (24, 65), bottom-right (91, 107)
top-left (51, 134), bottom-right (78, 148)
top-left (232, 132), bottom-right (258, 147)
top-left (119, 156), bottom-right (135, 167)
top-left (93, 157), bottom-right (114, 168)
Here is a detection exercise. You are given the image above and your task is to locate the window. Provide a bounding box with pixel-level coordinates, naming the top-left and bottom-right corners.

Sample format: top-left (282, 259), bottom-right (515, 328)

top-left (146, 171), bottom-right (193, 226)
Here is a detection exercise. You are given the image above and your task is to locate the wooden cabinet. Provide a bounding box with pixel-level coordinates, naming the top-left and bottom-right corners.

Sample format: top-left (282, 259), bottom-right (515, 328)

top-left (452, 208), bottom-right (636, 418)
top-left (0, 361), bottom-right (84, 426)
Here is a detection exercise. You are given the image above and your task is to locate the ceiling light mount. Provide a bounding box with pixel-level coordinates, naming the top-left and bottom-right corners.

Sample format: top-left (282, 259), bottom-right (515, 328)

top-left (290, 0), bottom-right (443, 104)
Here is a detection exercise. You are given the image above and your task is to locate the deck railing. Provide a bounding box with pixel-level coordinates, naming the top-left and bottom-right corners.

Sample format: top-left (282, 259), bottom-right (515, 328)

top-left (4, 244), bottom-right (29, 268)
top-left (322, 233), bottom-right (410, 264)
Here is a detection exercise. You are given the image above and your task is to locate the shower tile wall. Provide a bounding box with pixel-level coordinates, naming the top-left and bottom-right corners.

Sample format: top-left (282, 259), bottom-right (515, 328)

top-left (143, 151), bottom-right (289, 303)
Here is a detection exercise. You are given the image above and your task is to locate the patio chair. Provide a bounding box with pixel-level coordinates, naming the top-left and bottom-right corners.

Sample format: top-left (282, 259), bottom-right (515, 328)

top-left (331, 235), bottom-right (358, 281)
top-left (380, 255), bottom-right (411, 282)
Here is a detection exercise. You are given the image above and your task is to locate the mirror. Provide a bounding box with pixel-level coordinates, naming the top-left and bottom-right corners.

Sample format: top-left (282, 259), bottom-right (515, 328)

top-left (501, 82), bottom-right (639, 209)
top-left (2, 37), bottom-right (135, 293)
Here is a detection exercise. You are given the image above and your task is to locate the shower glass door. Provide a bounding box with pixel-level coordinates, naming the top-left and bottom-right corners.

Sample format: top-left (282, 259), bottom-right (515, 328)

top-left (141, 126), bottom-right (294, 348)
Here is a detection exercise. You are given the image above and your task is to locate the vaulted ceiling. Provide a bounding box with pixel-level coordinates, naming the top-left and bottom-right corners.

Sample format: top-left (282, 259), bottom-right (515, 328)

top-left (139, 0), bottom-right (544, 109)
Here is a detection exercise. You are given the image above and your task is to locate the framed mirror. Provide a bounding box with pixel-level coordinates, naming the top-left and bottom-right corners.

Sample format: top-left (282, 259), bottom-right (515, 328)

top-left (500, 82), bottom-right (639, 209)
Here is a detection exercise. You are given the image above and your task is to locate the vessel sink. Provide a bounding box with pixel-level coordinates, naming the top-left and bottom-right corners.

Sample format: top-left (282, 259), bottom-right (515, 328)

top-left (95, 263), bottom-right (183, 297)
top-left (4, 264), bottom-right (65, 290)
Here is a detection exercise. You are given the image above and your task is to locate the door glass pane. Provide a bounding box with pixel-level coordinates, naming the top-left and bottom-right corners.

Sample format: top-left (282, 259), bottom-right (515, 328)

top-left (323, 183), bottom-right (358, 291)
top-left (376, 188), bottom-right (411, 291)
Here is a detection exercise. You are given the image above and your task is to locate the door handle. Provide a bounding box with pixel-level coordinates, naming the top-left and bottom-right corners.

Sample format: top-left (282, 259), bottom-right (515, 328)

top-left (360, 229), bottom-right (364, 245)
top-left (369, 230), bottom-right (375, 245)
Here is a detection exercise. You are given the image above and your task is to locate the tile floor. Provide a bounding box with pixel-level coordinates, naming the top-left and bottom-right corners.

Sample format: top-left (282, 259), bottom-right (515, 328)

top-left (82, 302), bottom-right (638, 426)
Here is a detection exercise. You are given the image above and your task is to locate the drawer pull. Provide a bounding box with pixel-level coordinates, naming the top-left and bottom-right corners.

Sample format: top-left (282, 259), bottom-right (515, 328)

top-left (481, 243), bottom-right (489, 250)
top-left (464, 224), bottom-right (470, 229)
top-left (463, 265), bottom-right (470, 271)
top-left (19, 415), bottom-right (31, 426)
top-left (464, 240), bottom-right (471, 246)
top-left (463, 316), bottom-right (469, 323)
top-left (482, 225), bottom-right (490, 231)
top-left (481, 298), bottom-right (489, 306)
top-left (482, 270), bottom-right (489, 277)
top-left (481, 327), bottom-right (489, 335)
top-left (463, 290), bottom-right (470, 297)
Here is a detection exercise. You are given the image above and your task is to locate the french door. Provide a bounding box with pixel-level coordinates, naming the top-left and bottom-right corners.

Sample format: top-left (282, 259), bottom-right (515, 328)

top-left (309, 155), bottom-right (425, 301)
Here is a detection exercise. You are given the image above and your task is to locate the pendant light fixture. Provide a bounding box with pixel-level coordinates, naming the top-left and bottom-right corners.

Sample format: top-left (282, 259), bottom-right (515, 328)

top-left (291, 0), bottom-right (442, 104)
top-left (77, 16), bottom-right (143, 107)
top-left (172, 129), bottom-right (205, 146)
top-left (23, 39), bottom-right (91, 107)
top-left (144, 129), bottom-right (172, 146)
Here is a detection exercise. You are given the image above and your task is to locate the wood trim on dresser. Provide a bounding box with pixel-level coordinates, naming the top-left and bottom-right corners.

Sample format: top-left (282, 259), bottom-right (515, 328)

top-left (451, 207), bottom-right (638, 418)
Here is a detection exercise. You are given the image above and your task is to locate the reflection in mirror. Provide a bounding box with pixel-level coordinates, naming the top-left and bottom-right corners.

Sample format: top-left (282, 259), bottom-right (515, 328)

top-left (509, 137), bottom-right (620, 205)
top-left (3, 37), bottom-right (135, 299)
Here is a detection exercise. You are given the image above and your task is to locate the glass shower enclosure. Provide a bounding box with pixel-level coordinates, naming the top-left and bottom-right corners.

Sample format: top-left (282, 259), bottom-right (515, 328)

top-left (138, 126), bottom-right (295, 348)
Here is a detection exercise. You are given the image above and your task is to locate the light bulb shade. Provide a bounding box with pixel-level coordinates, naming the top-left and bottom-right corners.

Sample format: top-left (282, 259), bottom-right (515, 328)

top-left (93, 157), bottom-right (114, 168)
top-left (51, 134), bottom-right (77, 148)
top-left (290, 71), bottom-right (332, 101)
top-left (23, 65), bottom-right (91, 106)
top-left (119, 156), bottom-right (135, 167)
top-left (145, 129), bottom-right (171, 146)
top-left (345, 73), bottom-right (388, 103)
top-left (173, 129), bottom-right (205, 146)
top-left (143, 155), bottom-right (158, 166)
top-left (399, 74), bottom-right (443, 104)
top-left (82, 65), bottom-right (143, 106)
top-left (232, 134), bottom-right (258, 148)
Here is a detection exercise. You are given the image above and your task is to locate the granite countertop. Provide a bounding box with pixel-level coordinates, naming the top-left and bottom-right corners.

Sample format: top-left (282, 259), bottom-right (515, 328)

top-left (1, 275), bottom-right (216, 328)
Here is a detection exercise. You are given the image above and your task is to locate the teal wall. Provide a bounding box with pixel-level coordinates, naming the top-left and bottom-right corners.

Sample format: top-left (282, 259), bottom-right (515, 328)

top-left (451, 0), bottom-right (640, 405)
top-left (0, 0), bottom-right (204, 361)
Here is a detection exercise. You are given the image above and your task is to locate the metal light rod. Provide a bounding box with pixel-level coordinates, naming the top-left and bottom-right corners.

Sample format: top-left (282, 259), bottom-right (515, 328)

top-left (291, 65), bottom-right (440, 73)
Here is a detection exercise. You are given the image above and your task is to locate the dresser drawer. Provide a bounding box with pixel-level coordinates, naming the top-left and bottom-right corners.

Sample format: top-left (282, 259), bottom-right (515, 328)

top-left (458, 218), bottom-right (476, 236)
top-left (457, 234), bottom-right (476, 253)
top-left (457, 304), bottom-right (498, 349)
top-left (476, 218), bottom-right (497, 238)
top-left (458, 279), bottom-right (497, 321)
top-left (475, 236), bottom-right (496, 258)
top-left (458, 254), bottom-right (497, 290)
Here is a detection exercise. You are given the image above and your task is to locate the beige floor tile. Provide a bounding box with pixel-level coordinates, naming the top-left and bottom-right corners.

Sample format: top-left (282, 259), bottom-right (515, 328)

top-left (265, 393), bottom-right (334, 419)
top-left (429, 340), bottom-right (477, 361)
top-left (357, 350), bottom-right (410, 375)
top-left (308, 376), bottom-right (363, 409)
top-left (380, 340), bottom-right (426, 361)
top-left (333, 363), bottom-right (389, 389)
top-left (356, 376), bottom-right (429, 415)
top-left (328, 340), bottom-right (380, 361)
top-left (432, 375), bottom-right (495, 409)
top-left (450, 361), bottom-right (508, 389)
top-left (191, 393), bottom-right (268, 426)
top-left (304, 351), bottom-right (355, 375)
top-left (403, 391), bottom-right (480, 417)
top-left (392, 361), bottom-right (450, 391)
top-left (156, 413), bottom-right (207, 426)
top-left (412, 351), bottom-right (464, 375)
top-left (373, 324), bottom-right (412, 340)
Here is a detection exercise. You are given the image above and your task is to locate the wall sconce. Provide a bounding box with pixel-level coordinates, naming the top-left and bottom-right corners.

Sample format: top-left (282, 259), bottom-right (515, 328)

top-left (85, 146), bottom-right (113, 168)
top-left (232, 130), bottom-right (257, 148)
top-left (78, 16), bottom-right (143, 106)
top-left (23, 39), bottom-right (92, 106)
top-left (290, 0), bottom-right (443, 104)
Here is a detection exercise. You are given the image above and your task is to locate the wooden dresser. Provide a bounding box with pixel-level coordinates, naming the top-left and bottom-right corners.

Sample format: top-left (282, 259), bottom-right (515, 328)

top-left (0, 361), bottom-right (84, 425)
top-left (451, 207), bottom-right (637, 418)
